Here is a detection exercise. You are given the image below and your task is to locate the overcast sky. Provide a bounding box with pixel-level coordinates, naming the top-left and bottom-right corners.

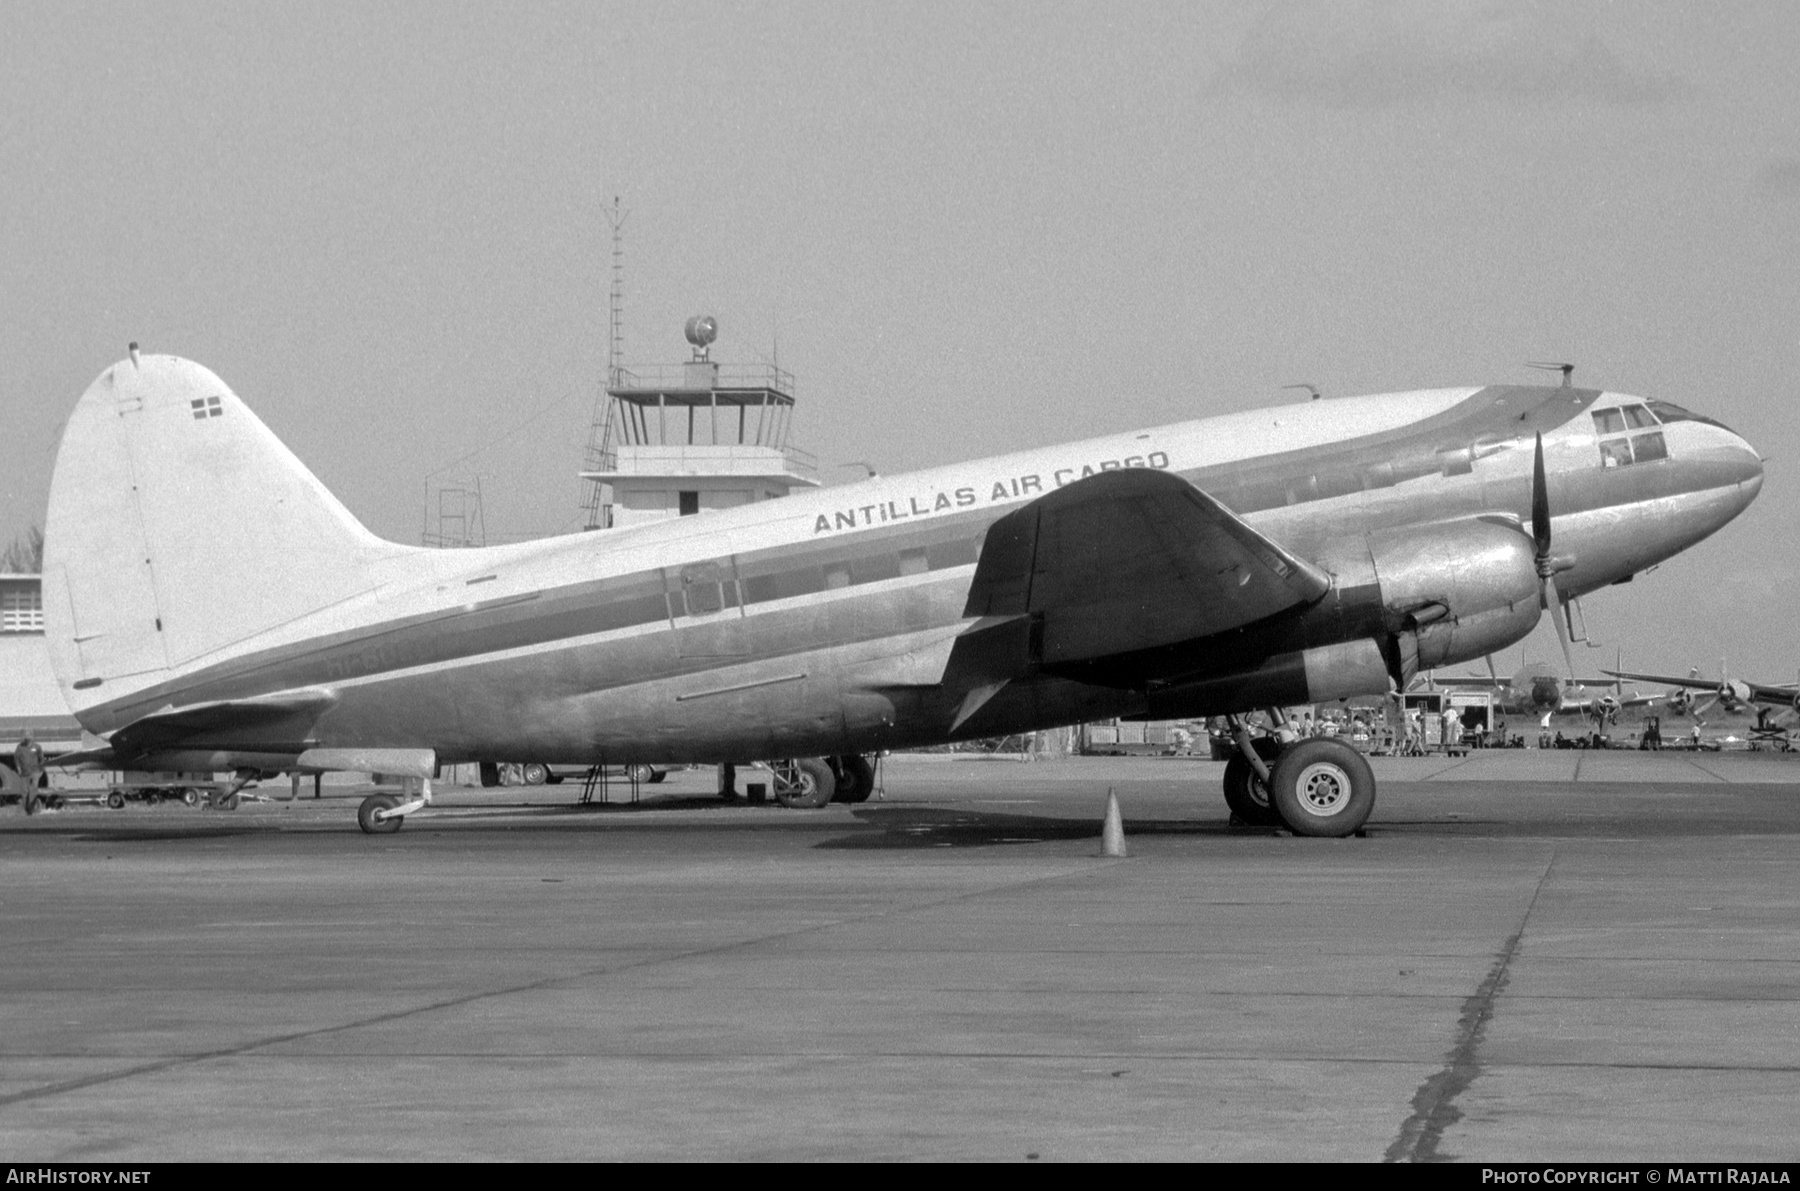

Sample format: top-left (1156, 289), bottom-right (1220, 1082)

top-left (4, 1), bottom-right (1798, 681)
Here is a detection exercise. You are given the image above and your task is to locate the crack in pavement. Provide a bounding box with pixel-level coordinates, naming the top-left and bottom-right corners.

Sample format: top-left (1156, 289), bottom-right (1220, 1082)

top-left (1384, 850), bottom-right (1557, 1163)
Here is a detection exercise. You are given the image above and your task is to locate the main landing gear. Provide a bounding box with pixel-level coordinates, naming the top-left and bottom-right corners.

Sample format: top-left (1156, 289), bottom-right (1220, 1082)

top-left (1222, 715), bottom-right (1374, 837)
top-left (764, 755), bottom-right (878, 809)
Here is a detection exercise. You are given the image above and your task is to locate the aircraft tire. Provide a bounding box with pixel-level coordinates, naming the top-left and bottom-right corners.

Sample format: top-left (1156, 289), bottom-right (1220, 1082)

top-left (1268, 739), bottom-right (1374, 838)
top-left (1222, 737), bottom-right (1283, 826)
top-left (625, 763), bottom-right (656, 785)
top-left (181, 789), bottom-right (200, 807)
top-left (775, 757), bottom-right (835, 809)
top-left (357, 793), bottom-right (404, 834)
top-left (521, 763), bottom-right (549, 787)
top-left (107, 791), bottom-right (125, 810)
top-left (832, 754), bottom-right (876, 803)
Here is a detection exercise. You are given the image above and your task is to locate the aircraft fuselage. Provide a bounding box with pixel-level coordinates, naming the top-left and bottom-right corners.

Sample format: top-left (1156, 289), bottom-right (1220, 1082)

top-left (47, 369), bottom-right (1762, 772)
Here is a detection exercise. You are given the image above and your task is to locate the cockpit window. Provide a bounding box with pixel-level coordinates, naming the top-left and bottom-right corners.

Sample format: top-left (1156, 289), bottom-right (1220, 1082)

top-left (1632, 431), bottom-right (1669, 462)
top-left (1645, 399), bottom-right (1734, 432)
top-left (1592, 406), bottom-right (1668, 469)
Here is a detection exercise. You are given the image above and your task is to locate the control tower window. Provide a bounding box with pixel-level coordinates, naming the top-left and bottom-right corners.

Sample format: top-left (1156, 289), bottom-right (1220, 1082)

top-left (678, 491), bottom-right (700, 516)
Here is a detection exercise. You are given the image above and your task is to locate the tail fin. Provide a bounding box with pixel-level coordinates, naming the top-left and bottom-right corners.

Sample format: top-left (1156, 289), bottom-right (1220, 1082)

top-left (43, 354), bottom-right (414, 713)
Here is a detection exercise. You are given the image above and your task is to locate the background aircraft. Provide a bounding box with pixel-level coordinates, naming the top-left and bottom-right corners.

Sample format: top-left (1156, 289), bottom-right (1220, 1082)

top-left (40, 354), bottom-right (1762, 838)
top-left (1605, 663), bottom-right (1800, 724)
top-left (1429, 657), bottom-right (1659, 726)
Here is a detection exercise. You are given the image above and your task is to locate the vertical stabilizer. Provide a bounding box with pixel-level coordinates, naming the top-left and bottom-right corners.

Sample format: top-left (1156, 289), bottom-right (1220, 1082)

top-left (43, 354), bottom-right (415, 715)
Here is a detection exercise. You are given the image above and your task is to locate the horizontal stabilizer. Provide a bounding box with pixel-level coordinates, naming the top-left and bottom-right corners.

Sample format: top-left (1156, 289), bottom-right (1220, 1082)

top-left (109, 689), bottom-right (338, 755)
top-left (963, 469), bottom-right (1330, 674)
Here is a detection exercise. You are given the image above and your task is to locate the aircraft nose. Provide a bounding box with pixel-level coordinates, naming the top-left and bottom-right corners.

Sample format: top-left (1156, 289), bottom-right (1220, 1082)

top-left (1713, 424), bottom-right (1764, 501)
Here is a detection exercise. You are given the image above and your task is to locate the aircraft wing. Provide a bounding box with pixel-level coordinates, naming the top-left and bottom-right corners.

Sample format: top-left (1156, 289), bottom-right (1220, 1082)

top-left (961, 468), bottom-right (1330, 683)
top-left (1423, 676), bottom-right (1505, 690)
top-left (1604, 669), bottom-right (1798, 708)
top-left (1604, 669), bottom-right (1717, 691)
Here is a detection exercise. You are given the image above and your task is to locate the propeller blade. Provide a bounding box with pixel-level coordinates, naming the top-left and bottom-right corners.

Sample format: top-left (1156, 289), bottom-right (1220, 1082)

top-left (1531, 430), bottom-right (1577, 682)
top-left (1532, 433), bottom-right (1552, 560)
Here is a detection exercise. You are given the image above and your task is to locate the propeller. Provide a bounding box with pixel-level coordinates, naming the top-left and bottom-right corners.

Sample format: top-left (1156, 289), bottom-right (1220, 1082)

top-left (1531, 432), bottom-right (1579, 682)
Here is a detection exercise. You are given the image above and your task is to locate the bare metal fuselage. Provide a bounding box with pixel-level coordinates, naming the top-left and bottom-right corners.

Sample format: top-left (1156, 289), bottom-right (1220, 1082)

top-left (48, 372), bottom-right (1761, 773)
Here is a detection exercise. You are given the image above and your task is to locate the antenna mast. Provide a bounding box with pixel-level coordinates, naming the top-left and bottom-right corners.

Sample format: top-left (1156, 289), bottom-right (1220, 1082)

top-left (606, 196), bottom-right (627, 386)
top-left (581, 196), bottom-right (628, 530)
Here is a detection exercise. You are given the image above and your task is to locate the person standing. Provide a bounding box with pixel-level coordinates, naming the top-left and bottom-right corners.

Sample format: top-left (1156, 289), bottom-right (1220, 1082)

top-left (15, 731), bottom-right (45, 816)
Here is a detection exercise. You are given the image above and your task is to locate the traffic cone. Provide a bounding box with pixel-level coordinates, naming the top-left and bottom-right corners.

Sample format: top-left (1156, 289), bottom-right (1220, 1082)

top-left (1100, 789), bottom-right (1127, 857)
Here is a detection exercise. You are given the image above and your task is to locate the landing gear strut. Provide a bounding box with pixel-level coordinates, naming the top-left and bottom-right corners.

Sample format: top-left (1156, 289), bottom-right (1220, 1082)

top-left (1222, 716), bottom-right (1374, 837)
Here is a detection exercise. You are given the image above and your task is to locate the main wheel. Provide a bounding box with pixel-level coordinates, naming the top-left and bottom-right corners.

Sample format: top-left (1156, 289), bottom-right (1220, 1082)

top-left (625, 763), bottom-right (656, 784)
top-left (521, 763), bottom-right (549, 787)
top-left (1268, 739), bottom-right (1375, 838)
top-left (107, 791), bottom-right (126, 810)
top-left (774, 757), bottom-right (835, 809)
top-left (357, 793), bottom-right (404, 834)
top-left (181, 788), bottom-right (200, 807)
top-left (1222, 736), bottom-right (1283, 826)
top-left (831, 755), bottom-right (876, 803)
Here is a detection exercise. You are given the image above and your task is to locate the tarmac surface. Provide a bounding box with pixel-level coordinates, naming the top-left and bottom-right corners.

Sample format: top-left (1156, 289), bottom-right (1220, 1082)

top-left (3, 750), bottom-right (1798, 1162)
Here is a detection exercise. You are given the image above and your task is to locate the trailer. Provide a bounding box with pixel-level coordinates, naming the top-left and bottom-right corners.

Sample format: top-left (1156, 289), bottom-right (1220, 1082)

top-left (104, 771), bottom-right (237, 810)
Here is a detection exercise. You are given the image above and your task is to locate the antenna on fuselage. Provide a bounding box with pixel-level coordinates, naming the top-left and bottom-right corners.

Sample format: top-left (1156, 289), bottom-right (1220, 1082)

top-left (1281, 383), bottom-right (1322, 401)
top-left (1527, 362), bottom-right (1575, 388)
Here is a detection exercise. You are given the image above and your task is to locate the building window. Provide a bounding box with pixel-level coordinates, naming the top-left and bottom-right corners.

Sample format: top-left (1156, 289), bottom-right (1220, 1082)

top-left (1, 586), bottom-right (44, 632)
top-left (678, 491), bottom-right (700, 516)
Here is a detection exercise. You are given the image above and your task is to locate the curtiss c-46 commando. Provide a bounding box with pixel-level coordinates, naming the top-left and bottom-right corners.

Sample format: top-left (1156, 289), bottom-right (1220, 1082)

top-left (41, 352), bottom-right (1761, 836)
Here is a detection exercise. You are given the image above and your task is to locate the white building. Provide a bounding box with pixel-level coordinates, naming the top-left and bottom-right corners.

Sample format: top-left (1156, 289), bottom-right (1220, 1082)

top-left (0, 574), bottom-right (83, 752)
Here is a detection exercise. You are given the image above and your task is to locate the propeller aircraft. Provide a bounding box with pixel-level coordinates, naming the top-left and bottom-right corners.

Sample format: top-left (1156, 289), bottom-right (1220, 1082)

top-left (40, 353), bottom-right (1762, 837)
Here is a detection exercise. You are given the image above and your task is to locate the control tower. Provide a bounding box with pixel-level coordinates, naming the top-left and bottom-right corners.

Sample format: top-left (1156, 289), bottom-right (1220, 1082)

top-left (580, 316), bottom-right (819, 531)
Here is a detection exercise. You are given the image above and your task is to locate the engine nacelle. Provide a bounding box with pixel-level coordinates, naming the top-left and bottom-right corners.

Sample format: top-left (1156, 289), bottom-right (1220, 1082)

top-left (1140, 520), bottom-right (1544, 719)
top-left (1315, 519), bottom-right (1542, 676)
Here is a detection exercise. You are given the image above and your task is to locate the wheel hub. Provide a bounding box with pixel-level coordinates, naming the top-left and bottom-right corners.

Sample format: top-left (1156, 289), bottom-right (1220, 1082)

top-left (1294, 762), bottom-right (1352, 816)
